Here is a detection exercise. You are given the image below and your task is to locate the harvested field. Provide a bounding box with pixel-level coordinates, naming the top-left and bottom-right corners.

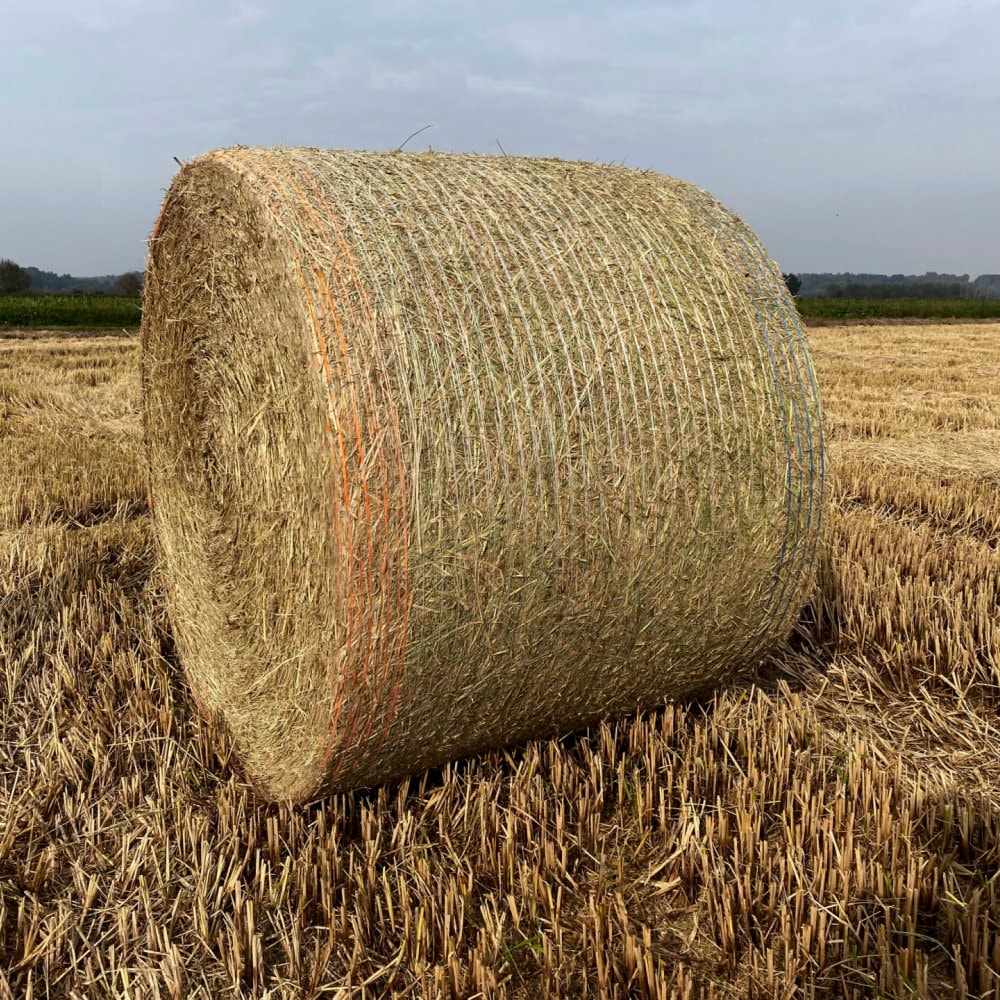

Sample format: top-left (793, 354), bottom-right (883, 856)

top-left (2, 322), bottom-right (999, 998)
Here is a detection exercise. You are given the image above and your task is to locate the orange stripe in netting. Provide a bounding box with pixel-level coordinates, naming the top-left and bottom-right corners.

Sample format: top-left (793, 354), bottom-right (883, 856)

top-left (234, 152), bottom-right (365, 761)
top-left (307, 182), bottom-right (412, 770)
top-left (284, 195), bottom-right (374, 743)
top-left (316, 272), bottom-right (386, 683)
top-left (294, 246), bottom-right (369, 758)
top-left (294, 262), bottom-right (355, 678)
top-left (294, 264), bottom-right (356, 655)
top-left (310, 271), bottom-right (382, 772)
top-left (274, 162), bottom-right (382, 776)
top-left (312, 264), bottom-right (375, 757)
top-left (222, 150), bottom-right (411, 784)
top-left (156, 153), bottom-right (413, 788)
top-left (338, 259), bottom-right (409, 757)
top-left (300, 193), bottom-right (409, 781)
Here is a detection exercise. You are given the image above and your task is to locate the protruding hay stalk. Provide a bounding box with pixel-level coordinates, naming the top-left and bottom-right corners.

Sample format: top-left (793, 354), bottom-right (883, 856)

top-left (141, 148), bottom-right (825, 802)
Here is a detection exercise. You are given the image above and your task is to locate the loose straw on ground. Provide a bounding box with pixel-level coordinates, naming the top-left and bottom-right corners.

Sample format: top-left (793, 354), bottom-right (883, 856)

top-left (141, 147), bottom-right (826, 802)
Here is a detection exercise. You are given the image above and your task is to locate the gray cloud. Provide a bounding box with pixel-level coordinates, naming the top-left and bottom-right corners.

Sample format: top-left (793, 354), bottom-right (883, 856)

top-left (2, 0), bottom-right (997, 275)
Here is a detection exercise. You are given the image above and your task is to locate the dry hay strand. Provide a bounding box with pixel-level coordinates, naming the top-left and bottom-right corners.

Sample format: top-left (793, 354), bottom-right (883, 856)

top-left (837, 429), bottom-right (1000, 481)
top-left (140, 147), bottom-right (826, 802)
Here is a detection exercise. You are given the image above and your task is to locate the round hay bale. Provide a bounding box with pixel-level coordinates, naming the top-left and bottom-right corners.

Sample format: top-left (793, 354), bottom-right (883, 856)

top-left (141, 147), bottom-right (825, 802)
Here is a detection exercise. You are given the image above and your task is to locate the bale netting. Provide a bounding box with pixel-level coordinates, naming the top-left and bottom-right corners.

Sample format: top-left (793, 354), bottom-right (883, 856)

top-left (141, 146), bottom-right (826, 803)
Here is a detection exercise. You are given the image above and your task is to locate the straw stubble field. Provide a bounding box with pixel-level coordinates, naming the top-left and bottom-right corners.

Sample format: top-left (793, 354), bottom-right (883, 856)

top-left (2, 322), bottom-right (999, 998)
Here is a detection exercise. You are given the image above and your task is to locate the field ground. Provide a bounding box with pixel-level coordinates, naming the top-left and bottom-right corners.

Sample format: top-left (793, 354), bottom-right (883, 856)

top-left (2, 323), bottom-right (999, 998)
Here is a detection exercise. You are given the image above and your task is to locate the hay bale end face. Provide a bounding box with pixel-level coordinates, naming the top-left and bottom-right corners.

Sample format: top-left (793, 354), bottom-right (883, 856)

top-left (141, 147), bottom-right (825, 802)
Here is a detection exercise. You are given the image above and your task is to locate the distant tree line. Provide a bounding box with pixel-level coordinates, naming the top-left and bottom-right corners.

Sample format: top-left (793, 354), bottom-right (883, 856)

top-left (0, 259), bottom-right (30, 295)
top-left (793, 271), bottom-right (1000, 300)
top-left (825, 281), bottom-right (969, 299)
top-left (0, 260), bottom-right (143, 296)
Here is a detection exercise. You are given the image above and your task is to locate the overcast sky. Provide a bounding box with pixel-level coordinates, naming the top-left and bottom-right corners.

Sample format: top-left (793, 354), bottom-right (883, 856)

top-left (2, 0), bottom-right (997, 276)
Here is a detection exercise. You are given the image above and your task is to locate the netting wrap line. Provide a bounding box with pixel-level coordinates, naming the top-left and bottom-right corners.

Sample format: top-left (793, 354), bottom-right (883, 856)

top-left (141, 147), bottom-right (826, 802)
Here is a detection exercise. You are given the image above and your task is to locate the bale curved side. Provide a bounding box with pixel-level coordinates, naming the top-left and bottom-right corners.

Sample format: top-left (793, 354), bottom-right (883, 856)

top-left (141, 147), bottom-right (825, 802)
